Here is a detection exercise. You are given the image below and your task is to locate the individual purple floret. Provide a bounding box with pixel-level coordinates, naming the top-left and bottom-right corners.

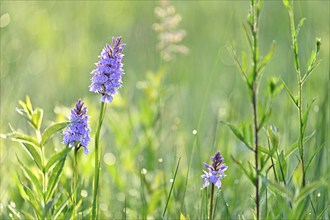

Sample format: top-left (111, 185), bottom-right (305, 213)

top-left (201, 151), bottom-right (227, 189)
top-left (63, 99), bottom-right (90, 154)
top-left (90, 36), bottom-right (126, 103)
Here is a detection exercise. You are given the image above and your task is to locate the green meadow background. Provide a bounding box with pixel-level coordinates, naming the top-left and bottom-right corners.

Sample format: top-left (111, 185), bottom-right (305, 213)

top-left (1, 1), bottom-right (329, 218)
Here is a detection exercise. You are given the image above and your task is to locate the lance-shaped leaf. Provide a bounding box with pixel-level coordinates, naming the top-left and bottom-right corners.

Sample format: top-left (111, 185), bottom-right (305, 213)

top-left (31, 108), bottom-right (43, 131)
top-left (17, 176), bottom-right (42, 219)
top-left (231, 155), bottom-right (256, 185)
top-left (305, 144), bottom-right (324, 173)
top-left (4, 132), bottom-right (40, 148)
top-left (41, 121), bottom-right (70, 146)
top-left (295, 181), bottom-right (324, 205)
top-left (16, 156), bottom-right (43, 199)
top-left (46, 154), bottom-right (68, 201)
top-left (281, 80), bottom-right (298, 107)
top-left (257, 41), bottom-right (276, 73)
top-left (222, 122), bottom-right (254, 152)
top-left (19, 142), bottom-right (42, 170)
top-left (44, 147), bottom-right (71, 173)
top-left (268, 180), bottom-right (293, 201)
top-left (302, 98), bottom-right (317, 134)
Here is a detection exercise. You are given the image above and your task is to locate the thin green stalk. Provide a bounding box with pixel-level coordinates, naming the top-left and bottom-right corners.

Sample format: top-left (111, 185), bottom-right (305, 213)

top-left (250, 0), bottom-right (260, 218)
top-left (39, 129), bottom-right (47, 219)
top-left (73, 146), bottom-right (78, 220)
top-left (162, 157), bottom-right (181, 218)
top-left (287, 2), bottom-right (306, 187)
top-left (92, 102), bottom-right (106, 220)
top-left (208, 184), bottom-right (215, 220)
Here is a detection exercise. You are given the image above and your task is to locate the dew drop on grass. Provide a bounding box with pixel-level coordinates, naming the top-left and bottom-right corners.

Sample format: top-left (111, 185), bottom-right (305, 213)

top-left (192, 129), bottom-right (197, 135)
top-left (226, 203), bottom-right (229, 207)
top-left (170, 178), bottom-right (174, 183)
top-left (158, 158), bottom-right (163, 163)
top-left (81, 190), bottom-right (88, 198)
top-left (141, 168), bottom-right (147, 175)
top-left (317, 192), bottom-right (321, 197)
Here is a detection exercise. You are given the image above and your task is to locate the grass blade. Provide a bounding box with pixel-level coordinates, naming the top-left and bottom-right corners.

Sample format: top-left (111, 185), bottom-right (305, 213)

top-left (163, 157), bottom-right (181, 218)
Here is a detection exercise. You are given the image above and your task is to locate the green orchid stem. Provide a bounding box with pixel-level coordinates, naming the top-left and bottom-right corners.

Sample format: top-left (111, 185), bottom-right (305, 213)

top-left (73, 146), bottom-right (79, 220)
top-left (209, 183), bottom-right (215, 220)
top-left (92, 101), bottom-right (106, 220)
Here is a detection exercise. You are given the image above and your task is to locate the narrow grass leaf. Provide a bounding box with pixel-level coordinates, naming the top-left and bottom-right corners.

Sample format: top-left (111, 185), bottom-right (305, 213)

top-left (163, 157), bottom-right (181, 218)
top-left (223, 122), bottom-right (254, 151)
top-left (16, 156), bottom-right (43, 199)
top-left (41, 121), bottom-right (70, 146)
top-left (21, 210), bottom-right (36, 220)
top-left (257, 41), bottom-right (275, 73)
top-left (281, 80), bottom-right (298, 107)
top-left (44, 147), bottom-right (71, 173)
top-left (231, 155), bottom-right (255, 185)
top-left (305, 144), bottom-right (324, 173)
top-left (302, 98), bottom-right (317, 134)
top-left (295, 181), bottom-right (324, 205)
top-left (53, 197), bottom-right (70, 220)
top-left (267, 180), bottom-right (293, 201)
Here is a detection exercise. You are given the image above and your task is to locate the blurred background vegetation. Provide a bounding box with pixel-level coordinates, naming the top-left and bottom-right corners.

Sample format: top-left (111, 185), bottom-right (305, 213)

top-left (1, 1), bottom-right (329, 218)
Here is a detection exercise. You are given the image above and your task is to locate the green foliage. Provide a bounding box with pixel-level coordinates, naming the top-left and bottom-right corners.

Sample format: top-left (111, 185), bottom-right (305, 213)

top-left (1, 97), bottom-right (71, 219)
top-left (1, 1), bottom-right (328, 219)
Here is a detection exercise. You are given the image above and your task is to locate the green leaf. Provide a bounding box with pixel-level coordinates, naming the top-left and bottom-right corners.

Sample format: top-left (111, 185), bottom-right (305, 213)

top-left (305, 144), bottom-right (324, 173)
top-left (258, 110), bottom-right (272, 132)
top-left (268, 180), bottom-right (293, 201)
top-left (180, 213), bottom-right (189, 220)
top-left (20, 142), bottom-right (42, 170)
top-left (292, 162), bottom-right (303, 189)
top-left (276, 151), bottom-right (287, 182)
top-left (296, 18), bottom-right (306, 37)
top-left (257, 41), bottom-right (276, 73)
top-left (285, 141), bottom-right (298, 158)
top-left (222, 122), bottom-right (254, 151)
top-left (53, 197), bottom-right (70, 220)
top-left (231, 155), bottom-right (255, 185)
top-left (17, 156), bottom-right (43, 200)
top-left (281, 80), bottom-right (298, 107)
top-left (41, 121), bottom-right (70, 146)
top-left (295, 181), bottom-right (324, 205)
top-left (302, 98), bottom-right (317, 134)
top-left (17, 176), bottom-right (43, 219)
top-left (5, 132), bottom-right (40, 148)
top-left (44, 147), bottom-right (71, 173)
top-left (282, 0), bottom-right (290, 9)
top-left (46, 154), bottom-right (68, 201)
top-left (31, 108), bottom-right (43, 131)
top-left (21, 210), bottom-right (36, 220)
top-left (267, 77), bottom-right (283, 99)
top-left (267, 126), bottom-right (279, 156)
